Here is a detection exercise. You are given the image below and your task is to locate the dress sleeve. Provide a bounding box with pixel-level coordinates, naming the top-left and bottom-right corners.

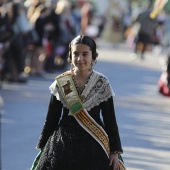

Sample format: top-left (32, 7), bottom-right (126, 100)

top-left (36, 94), bottom-right (63, 150)
top-left (100, 96), bottom-right (123, 154)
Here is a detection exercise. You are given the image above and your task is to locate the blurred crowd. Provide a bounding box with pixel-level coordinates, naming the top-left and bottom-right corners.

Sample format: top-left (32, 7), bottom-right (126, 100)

top-left (0, 0), bottom-right (170, 91)
top-left (0, 0), bottom-right (99, 84)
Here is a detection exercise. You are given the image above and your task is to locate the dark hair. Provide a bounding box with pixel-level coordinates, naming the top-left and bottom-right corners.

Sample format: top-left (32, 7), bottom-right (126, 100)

top-left (68, 35), bottom-right (98, 63)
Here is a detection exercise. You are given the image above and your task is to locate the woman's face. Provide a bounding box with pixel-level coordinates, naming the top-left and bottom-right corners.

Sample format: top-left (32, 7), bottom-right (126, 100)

top-left (71, 44), bottom-right (93, 72)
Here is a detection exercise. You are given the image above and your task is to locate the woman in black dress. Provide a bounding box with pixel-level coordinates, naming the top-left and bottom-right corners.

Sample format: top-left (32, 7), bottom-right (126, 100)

top-left (32, 35), bottom-right (124, 170)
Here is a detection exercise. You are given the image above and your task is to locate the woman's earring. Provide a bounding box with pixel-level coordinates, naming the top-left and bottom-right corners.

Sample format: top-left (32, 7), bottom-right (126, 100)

top-left (70, 63), bottom-right (74, 70)
top-left (88, 61), bottom-right (94, 71)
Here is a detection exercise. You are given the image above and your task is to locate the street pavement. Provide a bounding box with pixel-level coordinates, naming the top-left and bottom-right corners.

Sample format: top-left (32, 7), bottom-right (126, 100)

top-left (1, 41), bottom-right (170, 170)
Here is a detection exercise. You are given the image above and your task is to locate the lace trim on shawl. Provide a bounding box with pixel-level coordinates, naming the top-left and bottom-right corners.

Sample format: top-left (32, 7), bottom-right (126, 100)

top-left (49, 70), bottom-right (115, 111)
top-left (82, 71), bottom-right (115, 111)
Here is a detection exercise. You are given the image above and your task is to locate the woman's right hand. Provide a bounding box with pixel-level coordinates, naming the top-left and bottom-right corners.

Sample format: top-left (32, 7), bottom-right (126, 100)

top-left (109, 153), bottom-right (120, 170)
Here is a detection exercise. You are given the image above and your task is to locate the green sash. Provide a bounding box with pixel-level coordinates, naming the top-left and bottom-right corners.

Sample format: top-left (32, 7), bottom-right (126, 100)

top-left (56, 72), bottom-right (83, 115)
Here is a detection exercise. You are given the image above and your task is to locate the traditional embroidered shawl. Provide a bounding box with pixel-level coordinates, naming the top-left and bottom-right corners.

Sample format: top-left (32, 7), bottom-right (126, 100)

top-left (49, 70), bottom-right (115, 111)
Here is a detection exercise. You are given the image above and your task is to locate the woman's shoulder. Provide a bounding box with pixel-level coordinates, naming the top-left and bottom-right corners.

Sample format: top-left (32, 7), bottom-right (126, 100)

top-left (93, 70), bottom-right (109, 81)
top-left (49, 71), bottom-right (70, 89)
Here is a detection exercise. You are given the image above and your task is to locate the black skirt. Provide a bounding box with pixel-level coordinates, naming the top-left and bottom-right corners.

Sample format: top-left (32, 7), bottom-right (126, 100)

top-left (36, 117), bottom-right (111, 170)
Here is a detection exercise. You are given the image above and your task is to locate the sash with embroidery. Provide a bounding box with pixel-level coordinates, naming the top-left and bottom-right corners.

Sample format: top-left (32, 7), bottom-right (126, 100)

top-left (56, 71), bottom-right (110, 158)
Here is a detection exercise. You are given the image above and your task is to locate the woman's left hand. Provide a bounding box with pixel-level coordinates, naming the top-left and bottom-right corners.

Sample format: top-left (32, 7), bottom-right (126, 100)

top-left (109, 153), bottom-right (120, 170)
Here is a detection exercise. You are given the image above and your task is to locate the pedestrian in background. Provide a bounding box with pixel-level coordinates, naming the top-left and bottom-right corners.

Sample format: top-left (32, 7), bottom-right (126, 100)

top-left (80, 2), bottom-right (94, 35)
top-left (31, 35), bottom-right (125, 170)
top-left (55, 0), bottom-right (76, 45)
top-left (132, 9), bottom-right (158, 60)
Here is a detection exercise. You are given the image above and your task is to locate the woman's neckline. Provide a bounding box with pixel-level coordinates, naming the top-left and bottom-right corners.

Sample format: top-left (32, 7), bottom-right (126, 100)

top-left (71, 69), bottom-right (93, 95)
top-left (71, 69), bottom-right (93, 79)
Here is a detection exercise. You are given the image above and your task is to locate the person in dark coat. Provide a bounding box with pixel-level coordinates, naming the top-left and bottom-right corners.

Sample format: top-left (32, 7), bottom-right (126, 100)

top-left (133, 9), bottom-right (157, 59)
